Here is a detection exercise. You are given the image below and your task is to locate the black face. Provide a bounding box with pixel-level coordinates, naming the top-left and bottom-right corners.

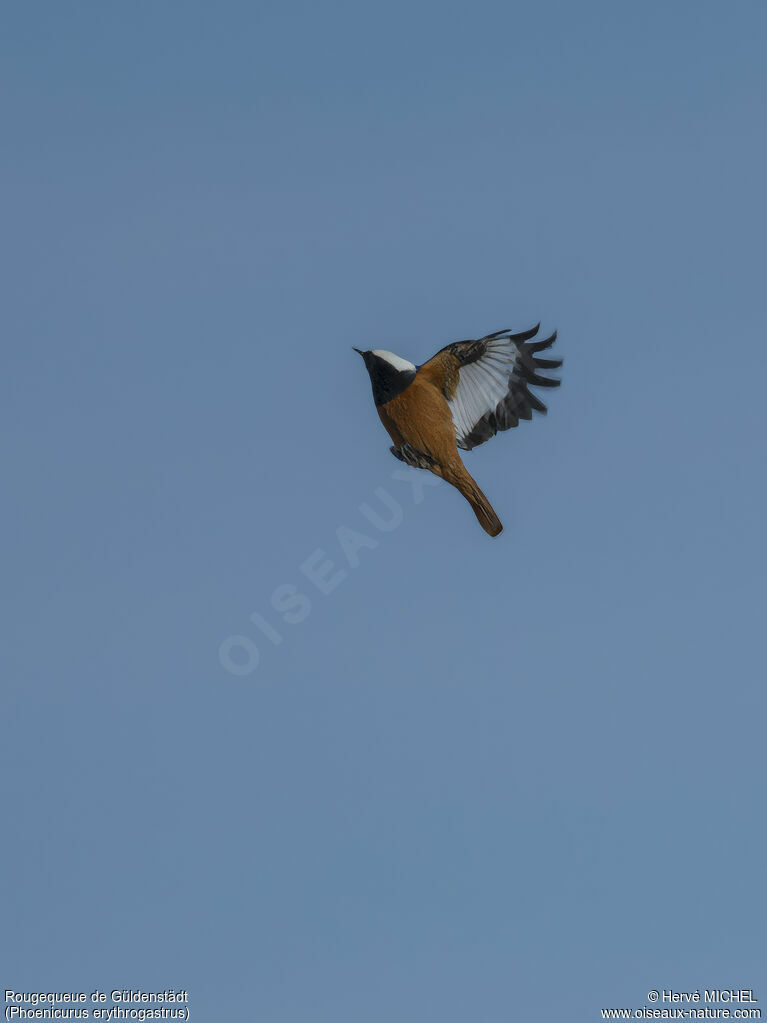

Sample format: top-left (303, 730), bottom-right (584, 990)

top-left (356, 350), bottom-right (416, 407)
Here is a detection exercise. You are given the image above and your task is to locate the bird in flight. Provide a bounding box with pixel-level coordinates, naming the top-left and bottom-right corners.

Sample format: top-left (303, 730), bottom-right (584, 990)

top-left (355, 324), bottom-right (561, 536)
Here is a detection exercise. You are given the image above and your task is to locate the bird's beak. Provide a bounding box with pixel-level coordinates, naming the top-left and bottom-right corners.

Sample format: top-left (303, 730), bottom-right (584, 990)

top-left (352, 347), bottom-right (364, 356)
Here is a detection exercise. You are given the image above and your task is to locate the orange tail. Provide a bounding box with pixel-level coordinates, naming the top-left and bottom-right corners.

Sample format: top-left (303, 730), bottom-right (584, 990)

top-left (449, 467), bottom-right (503, 537)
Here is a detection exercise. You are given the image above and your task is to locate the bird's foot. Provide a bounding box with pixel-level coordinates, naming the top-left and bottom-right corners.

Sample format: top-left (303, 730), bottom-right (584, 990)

top-left (390, 443), bottom-right (436, 470)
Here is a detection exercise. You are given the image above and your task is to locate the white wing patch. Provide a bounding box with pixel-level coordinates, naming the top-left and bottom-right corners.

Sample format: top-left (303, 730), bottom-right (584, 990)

top-left (445, 327), bottom-right (561, 450)
top-left (448, 338), bottom-right (519, 444)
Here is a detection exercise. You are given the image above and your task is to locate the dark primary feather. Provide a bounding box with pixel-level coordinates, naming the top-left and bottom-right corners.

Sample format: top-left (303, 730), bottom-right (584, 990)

top-left (441, 326), bottom-right (562, 450)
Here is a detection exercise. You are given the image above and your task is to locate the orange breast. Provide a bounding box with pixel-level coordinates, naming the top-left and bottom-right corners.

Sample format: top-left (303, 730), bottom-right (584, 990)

top-left (377, 375), bottom-right (461, 468)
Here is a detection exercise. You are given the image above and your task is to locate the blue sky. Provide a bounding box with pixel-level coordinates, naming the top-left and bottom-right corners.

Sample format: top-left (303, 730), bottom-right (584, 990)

top-left (2, 2), bottom-right (765, 1019)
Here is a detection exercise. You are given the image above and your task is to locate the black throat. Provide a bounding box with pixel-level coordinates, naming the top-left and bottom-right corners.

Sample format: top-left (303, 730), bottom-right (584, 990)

top-left (363, 354), bottom-right (416, 407)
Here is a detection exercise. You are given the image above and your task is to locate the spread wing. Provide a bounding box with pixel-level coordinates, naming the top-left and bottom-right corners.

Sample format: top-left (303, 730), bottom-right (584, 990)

top-left (424, 325), bottom-right (562, 451)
